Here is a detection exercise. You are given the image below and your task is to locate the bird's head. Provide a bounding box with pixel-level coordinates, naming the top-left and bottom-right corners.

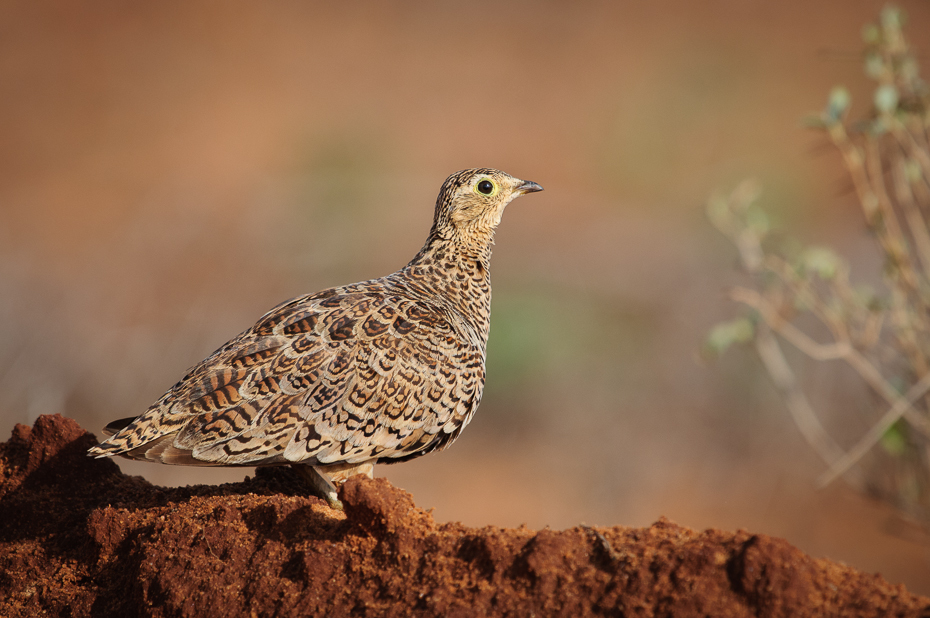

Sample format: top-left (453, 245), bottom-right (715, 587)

top-left (431, 168), bottom-right (543, 243)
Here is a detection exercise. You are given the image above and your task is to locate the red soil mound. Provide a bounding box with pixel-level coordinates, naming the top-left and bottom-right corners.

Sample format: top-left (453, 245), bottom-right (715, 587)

top-left (0, 414), bottom-right (926, 617)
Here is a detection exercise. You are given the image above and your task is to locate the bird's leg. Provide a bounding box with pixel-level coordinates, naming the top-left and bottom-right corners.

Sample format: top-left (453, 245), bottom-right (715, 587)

top-left (292, 465), bottom-right (341, 509)
top-left (291, 463), bottom-right (373, 510)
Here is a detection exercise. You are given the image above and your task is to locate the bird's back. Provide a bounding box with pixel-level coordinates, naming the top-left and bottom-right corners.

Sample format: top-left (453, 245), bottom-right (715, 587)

top-left (90, 267), bottom-right (488, 467)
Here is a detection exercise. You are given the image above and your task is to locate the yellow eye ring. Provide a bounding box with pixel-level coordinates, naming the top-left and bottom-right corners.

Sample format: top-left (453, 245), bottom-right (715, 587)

top-left (475, 178), bottom-right (497, 196)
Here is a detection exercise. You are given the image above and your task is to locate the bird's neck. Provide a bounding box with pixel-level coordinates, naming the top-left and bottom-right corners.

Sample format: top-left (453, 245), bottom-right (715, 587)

top-left (403, 231), bottom-right (494, 345)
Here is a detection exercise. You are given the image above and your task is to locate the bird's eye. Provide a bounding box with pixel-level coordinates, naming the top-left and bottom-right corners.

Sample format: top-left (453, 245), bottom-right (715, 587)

top-left (476, 179), bottom-right (495, 195)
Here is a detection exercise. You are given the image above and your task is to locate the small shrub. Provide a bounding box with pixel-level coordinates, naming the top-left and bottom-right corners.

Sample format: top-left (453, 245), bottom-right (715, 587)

top-left (708, 6), bottom-right (930, 523)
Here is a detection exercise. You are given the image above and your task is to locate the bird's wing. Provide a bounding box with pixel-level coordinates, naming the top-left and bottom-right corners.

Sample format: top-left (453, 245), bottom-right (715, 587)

top-left (89, 287), bottom-right (485, 467)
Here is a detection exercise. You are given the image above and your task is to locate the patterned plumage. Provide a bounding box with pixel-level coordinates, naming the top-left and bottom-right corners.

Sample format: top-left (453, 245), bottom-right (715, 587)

top-left (89, 168), bottom-right (543, 506)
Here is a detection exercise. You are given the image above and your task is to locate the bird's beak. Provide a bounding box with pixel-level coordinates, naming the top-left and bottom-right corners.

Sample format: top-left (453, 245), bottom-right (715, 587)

top-left (515, 180), bottom-right (544, 195)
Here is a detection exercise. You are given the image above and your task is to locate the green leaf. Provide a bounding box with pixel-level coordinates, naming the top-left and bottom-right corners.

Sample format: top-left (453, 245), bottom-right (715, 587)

top-left (874, 84), bottom-right (899, 114)
top-left (801, 246), bottom-right (841, 279)
top-left (705, 318), bottom-right (755, 356)
top-left (880, 6), bottom-right (904, 30)
top-left (880, 420), bottom-right (907, 456)
top-left (825, 86), bottom-right (851, 123)
top-left (745, 206), bottom-right (770, 236)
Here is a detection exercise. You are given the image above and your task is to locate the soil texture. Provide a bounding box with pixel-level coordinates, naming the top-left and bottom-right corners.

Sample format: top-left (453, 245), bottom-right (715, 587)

top-left (0, 415), bottom-right (926, 617)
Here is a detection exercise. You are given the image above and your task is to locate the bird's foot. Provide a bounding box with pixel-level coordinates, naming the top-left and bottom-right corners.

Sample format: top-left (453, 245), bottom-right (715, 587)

top-left (291, 463), bottom-right (373, 510)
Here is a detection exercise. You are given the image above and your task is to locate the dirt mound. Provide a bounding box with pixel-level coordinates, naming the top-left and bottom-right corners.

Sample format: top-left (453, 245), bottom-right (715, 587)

top-left (0, 415), bottom-right (926, 617)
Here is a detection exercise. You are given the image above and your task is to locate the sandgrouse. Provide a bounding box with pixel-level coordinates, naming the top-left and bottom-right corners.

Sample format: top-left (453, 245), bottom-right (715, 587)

top-left (89, 168), bottom-right (543, 506)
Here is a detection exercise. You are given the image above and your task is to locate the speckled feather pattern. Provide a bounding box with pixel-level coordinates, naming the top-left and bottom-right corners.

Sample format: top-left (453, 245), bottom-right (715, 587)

top-left (89, 169), bottom-right (541, 475)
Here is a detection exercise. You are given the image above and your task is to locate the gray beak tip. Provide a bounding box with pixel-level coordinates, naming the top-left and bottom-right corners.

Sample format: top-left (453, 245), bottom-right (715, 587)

top-left (517, 180), bottom-right (544, 194)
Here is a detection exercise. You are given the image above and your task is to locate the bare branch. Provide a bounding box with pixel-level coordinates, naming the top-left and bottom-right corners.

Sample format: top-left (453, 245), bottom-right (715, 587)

top-left (730, 287), bottom-right (851, 361)
top-left (892, 119), bottom-right (930, 192)
top-left (892, 155), bottom-right (930, 278)
top-left (732, 286), bottom-right (930, 441)
top-left (819, 372), bottom-right (930, 487)
top-left (753, 325), bottom-right (846, 465)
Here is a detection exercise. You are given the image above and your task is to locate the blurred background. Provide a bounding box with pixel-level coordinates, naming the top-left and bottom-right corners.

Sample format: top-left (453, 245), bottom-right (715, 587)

top-left (1, 0), bottom-right (928, 593)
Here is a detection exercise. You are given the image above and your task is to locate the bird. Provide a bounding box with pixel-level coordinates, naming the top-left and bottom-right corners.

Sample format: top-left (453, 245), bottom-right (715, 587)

top-left (88, 168), bottom-right (543, 507)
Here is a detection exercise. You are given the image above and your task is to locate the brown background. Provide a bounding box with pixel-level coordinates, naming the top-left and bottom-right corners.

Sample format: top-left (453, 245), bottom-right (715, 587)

top-left (1, 0), bottom-right (927, 594)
